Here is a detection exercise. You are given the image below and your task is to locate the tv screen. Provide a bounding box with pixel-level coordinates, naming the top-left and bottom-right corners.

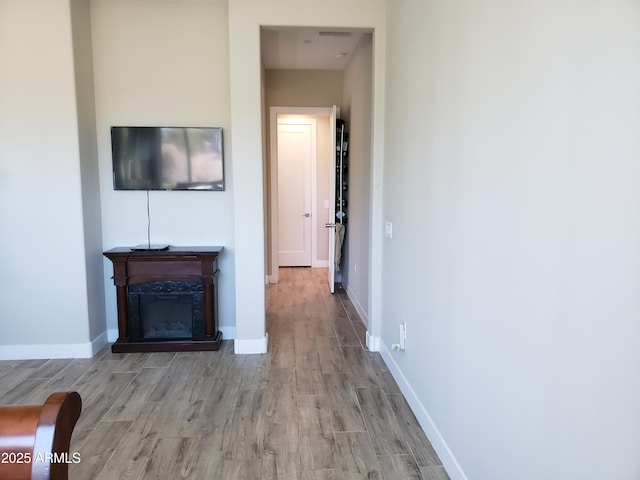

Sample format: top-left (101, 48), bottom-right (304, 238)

top-left (111, 126), bottom-right (224, 191)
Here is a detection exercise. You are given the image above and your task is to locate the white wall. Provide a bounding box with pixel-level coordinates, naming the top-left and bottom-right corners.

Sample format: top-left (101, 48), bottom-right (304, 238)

top-left (0, 0), bottom-right (95, 357)
top-left (71, 0), bottom-right (107, 343)
top-left (265, 70), bottom-right (344, 108)
top-left (341, 34), bottom-right (373, 326)
top-left (90, 0), bottom-right (236, 338)
top-left (382, 1), bottom-right (640, 479)
top-left (315, 116), bottom-right (331, 265)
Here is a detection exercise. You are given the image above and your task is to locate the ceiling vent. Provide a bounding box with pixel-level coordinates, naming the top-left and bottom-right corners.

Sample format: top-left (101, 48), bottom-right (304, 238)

top-left (317, 31), bottom-right (353, 38)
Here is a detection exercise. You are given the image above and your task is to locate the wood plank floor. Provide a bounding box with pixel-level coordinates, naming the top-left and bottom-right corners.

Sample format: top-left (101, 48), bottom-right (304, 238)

top-left (0, 267), bottom-right (448, 480)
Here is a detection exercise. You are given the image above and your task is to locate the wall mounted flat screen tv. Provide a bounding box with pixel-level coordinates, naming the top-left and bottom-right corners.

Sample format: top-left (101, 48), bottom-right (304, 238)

top-left (111, 126), bottom-right (224, 191)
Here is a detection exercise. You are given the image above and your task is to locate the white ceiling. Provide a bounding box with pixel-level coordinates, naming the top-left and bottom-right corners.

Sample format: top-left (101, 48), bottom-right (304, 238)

top-left (261, 27), bottom-right (367, 71)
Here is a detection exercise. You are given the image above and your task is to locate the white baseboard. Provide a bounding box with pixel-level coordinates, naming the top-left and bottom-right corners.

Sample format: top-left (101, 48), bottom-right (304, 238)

top-left (346, 284), bottom-right (369, 326)
top-left (312, 260), bottom-right (329, 268)
top-left (91, 330), bottom-right (109, 355)
top-left (0, 332), bottom-right (109, 360)
top-left (366, 331), bottom-right (381, 351)
top-left (380, 343), bottom-right (468, 480)
top-left (344, 285), bottom-right (378, 351)
top-left (234, 333), bottom-right (268, 354)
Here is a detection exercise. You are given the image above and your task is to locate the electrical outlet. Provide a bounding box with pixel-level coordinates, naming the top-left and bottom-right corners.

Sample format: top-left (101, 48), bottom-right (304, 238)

top-left (392, 322), bottom-right (407, 352)
top-left (399, 322), bottom-right (406, 350)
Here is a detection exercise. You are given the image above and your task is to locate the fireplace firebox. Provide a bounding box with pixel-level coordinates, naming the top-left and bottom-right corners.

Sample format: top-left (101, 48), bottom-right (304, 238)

top-left (104, 246), bottom-right (223, 352)
top-left (129, 281), bottom-right (205, 341)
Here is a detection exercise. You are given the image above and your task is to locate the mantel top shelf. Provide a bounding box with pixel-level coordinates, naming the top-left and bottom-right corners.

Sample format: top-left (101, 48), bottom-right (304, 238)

top-left (104, 246), bottom-right (224, 256)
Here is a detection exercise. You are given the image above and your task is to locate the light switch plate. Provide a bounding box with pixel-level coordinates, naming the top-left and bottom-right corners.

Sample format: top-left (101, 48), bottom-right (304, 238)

top-left (385, 221), bottom-right (393, 238)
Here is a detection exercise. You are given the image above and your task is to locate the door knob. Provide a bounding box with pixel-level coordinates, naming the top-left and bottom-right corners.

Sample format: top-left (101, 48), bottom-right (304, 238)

top-left (303, 213), bottom-right (311, 217)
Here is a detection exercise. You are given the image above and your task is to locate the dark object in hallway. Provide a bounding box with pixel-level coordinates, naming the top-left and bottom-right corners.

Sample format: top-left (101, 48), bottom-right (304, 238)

top-left (0, 391), bottom-right (82, 480)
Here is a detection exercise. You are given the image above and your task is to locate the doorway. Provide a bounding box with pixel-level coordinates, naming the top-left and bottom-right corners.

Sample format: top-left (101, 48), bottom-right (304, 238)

top-left (228, 14), bottom-right (383, 354)
top-left (268, 107), bottom-right (335, 284)
top-left (259, 27), bottom-right (377, 346)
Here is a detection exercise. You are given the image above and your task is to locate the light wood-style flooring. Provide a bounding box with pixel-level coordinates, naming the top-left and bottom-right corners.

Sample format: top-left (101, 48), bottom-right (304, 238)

top-left (0, 267), bottom-right (448, 479)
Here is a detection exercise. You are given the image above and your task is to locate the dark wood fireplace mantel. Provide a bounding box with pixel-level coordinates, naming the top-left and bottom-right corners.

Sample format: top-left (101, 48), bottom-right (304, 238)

top-left (104, 246), bottom-right (223, 353)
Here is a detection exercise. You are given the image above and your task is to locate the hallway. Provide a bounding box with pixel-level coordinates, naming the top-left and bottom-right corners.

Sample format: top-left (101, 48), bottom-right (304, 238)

top-left (265, 267), bottom-right (448, 479)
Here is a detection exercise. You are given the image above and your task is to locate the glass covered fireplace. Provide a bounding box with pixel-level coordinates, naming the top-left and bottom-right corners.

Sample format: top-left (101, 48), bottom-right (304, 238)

top-left (128, 281), bottom-right (205, 342)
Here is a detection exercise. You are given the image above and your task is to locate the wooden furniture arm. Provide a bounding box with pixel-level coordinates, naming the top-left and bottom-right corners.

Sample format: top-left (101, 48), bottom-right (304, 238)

top-left (0, 392), bottom-right (82, 480)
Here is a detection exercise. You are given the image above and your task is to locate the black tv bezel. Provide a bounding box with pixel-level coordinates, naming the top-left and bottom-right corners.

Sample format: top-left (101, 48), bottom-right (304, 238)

top-left (110, 125), bottom-right (225, 192)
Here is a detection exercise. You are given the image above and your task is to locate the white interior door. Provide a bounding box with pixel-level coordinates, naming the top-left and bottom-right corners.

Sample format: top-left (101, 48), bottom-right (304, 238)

top-left (327, 106), bottom-right (337, 293)
top-left (277, 122), bottom-right (313, 266)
